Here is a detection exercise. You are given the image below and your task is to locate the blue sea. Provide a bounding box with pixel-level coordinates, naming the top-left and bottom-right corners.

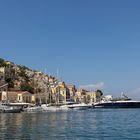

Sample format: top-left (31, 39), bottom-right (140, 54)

top-left (0, 109), bottom-right (140, 140)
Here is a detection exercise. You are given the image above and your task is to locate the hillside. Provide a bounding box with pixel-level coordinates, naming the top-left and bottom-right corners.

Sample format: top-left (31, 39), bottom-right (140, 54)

top-left (0, 58), bottom-right (58, 94)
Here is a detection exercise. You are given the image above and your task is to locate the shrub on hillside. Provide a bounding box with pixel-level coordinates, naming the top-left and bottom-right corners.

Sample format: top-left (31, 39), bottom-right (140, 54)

top-left (20, 83), bottom-right (34, 93)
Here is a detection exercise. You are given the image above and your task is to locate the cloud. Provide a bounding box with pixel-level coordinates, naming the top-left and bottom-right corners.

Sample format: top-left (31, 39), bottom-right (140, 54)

top-left (79, 82), bottom-right (104, 91)
top-left (127, 88), bottom-right (140, 100)
top-left (131, 88), bottom-right (140, 94)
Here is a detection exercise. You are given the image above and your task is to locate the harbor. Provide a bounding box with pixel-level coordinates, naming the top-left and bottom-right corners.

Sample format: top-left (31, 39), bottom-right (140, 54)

top-left (1, 0), bottom-right (140, 139)
top-left (1, 93), bottom-right (140, 113)
top-left (1, 59), bottom-right (140, 113)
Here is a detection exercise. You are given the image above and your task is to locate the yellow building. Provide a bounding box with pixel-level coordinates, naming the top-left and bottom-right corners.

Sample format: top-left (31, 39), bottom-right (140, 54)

top-left (86, 90), bottom-right (103, 103)
top-left (67, 84), bottom-right (76, 101)
top-left (50, 81), bottom-right (70, 104)
top-left (74, 89), bottom-right (87, 103)
top-left (17, 91), bottom-right (35, 103)
top-left (75, 89), bottom-right (103, 103)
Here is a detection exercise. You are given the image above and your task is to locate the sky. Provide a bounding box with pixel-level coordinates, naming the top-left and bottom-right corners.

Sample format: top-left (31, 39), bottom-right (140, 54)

top-left (0, 0), bottom-right (140, 98)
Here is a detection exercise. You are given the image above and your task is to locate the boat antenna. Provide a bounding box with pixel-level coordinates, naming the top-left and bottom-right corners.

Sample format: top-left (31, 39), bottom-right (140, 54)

top-left (44, 68), bottom-right (47, 75)
top-left (57, 68), bottom-right (59, 79)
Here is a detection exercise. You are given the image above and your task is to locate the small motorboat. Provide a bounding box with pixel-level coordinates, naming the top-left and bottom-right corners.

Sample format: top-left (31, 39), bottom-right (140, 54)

top-left (23, 105), bottom-right (42, 112)
top-left (0, 103), bottom-right (21, 113)
top-left (41, 104), bottom-right (70, 112)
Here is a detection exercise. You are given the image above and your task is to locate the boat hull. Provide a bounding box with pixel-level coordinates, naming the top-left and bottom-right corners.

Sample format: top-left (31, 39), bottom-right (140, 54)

top-left (94, 101), bottom-right (140, 108)
top-left (0, 108), bottom-right (21, 113)
top-left (68, 104), bottom-right (93, 110)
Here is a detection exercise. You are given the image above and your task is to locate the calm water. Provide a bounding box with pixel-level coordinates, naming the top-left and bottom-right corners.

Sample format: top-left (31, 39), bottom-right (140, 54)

top-left (0, 109), bottom-right (140, 140)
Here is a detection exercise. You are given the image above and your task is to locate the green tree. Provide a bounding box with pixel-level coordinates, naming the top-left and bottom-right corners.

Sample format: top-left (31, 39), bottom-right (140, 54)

top-left (0, 58), bottom-right (7, 67)
top-left (5, 77), bottom-right (14, 88)
top-left (20, 83), bottom-right (34, 93)
top-left (0, 58), bottom-right (4, 64)
top-left (96, 90), bottom-right (103, 96)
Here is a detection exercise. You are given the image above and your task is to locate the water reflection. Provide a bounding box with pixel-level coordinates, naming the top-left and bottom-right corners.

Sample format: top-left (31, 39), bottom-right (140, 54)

top-left (0, 109), bottom-right (140, 140)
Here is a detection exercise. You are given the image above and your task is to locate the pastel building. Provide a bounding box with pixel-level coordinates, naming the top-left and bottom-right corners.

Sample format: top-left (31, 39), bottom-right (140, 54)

top-left (4, 91), bottom-right (36, 103)
top-left (51, 81), bottom-right (70, 103)
top-left (17, 91), bottom-right (35, 103)
top-left (75, 89), bottom-right (103, 103)
top-left (67, 85), bottom-right (76, 101)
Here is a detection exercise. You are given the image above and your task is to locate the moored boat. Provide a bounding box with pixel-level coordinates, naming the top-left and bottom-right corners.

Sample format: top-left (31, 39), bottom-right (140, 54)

top-left (41, 104), bottom-right (70, 112)
top-left (67, 102), bottom-right (93, 110)
top-left (94, 100), bottom-right (140, 108)
top-left (23, 105), bottom-right (42, 112)
top-left (0, 103), bottom-right (21, 113)
top-left (41, 102), bottom-right (93, 111)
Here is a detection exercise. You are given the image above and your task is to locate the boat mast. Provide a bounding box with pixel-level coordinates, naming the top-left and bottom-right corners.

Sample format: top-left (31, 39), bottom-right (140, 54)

top-left (57, 68), bottom-right (60, 105)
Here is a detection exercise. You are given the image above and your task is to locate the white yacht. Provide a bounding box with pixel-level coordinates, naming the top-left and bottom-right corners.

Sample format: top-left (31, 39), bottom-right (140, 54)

top-left (94, 94), bottom-right (140, 108)
top-left (41, 104), bottom-right (69, 112)
top-left (23, 105), bottom-right (42, 112)
top-left (67, 102), bottom-right (93, 110)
